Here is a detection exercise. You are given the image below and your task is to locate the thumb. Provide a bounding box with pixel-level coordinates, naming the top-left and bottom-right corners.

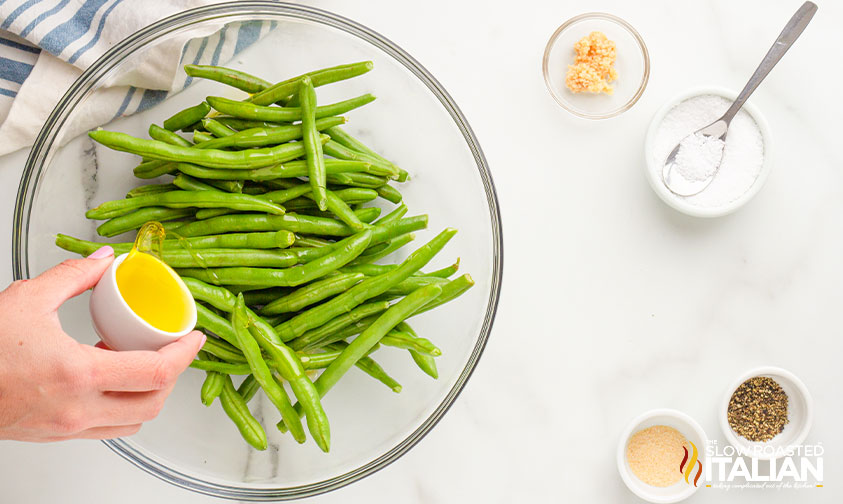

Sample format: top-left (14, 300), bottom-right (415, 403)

top-left (29, 246), bottom-right (115, 310)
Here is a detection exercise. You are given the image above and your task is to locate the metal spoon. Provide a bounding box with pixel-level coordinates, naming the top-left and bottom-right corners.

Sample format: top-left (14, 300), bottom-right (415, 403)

top-left (662, 1), bottom-right (817, 196)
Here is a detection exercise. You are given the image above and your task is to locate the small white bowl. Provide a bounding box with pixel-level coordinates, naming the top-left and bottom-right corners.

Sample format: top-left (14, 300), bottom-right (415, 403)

top-left (89, 253), bottom-right (197, 351)
top-left (644, 86), bottom-right (773, 218)
top-left (720, 366), bottom-right (813, 460)
top-left (617, 409), bottom-right (708, 503)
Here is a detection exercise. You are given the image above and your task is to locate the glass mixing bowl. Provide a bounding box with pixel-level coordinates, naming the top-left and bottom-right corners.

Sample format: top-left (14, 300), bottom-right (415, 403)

top-left (11, 2), bottom-right (502, 500)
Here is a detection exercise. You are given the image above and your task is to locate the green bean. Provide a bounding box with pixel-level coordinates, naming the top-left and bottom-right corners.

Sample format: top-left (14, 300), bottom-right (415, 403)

top-left (376, 184), bottom-right (402, 204)
top-left (423, 258), bottom-right (460, 278)
top-left (190, 279), bottom-right (331, 451)
top-left (163, 102), bottom-right (211, 131)
top-left (283, 187), bottom-right (377, 211)
top-left (195, 302), bottom-right (239, 348)
top-left (207, 94), bottom-right (375, 124)
top-left (381, 330), bottom-right (441, 356)
top-left (192, 359), bottom-right (254, 373)
top-left (240, 287), bottom-right (291, 306)
top-left (177, 229), bottom-right (372, 287)
top-left (86, 191), bottom-right (284, 220)
top-left (174, 159), bottom-right (376, 181)
top-left (172, 173), bottom-right (218, 192)
top-left (249, 61), bottom-right (374, 106)
top-left (164, 248), bottom-right (301, 268)
top-left (149, 124), bottom-right (192, 147)
top-left (133, 160), bottom-right (177, 179)
top-left (288, 301), bottom-right (390, 351)
top-left (323, 140), bottom-right (398, 179)
top-left (195, 117), bottom-right (345, 151)
top-left (196, 184), bottom-right (362, 220)
top-left (298, 77), bottom-right (328, 210)
top-left (56, 232), bottom-right (294, 259)
top-left (173, 174), bottom-right (243, 197)
top-left (323, 125), bottom-right (400, 173)
top-left (295, 236), bottom-right (333, 248)
top-left (219, 374), bottom-right (267, 450)
top-left (396, 321), bottom-right (438, 379)
top-left (126, 183), bottom-right (176, 198)
top-left (202, 118), bottom-right (236, 138)
top-left (296, 216), bottom-right (427, 258)
top-left (274, 228), bottom-right (454, 342)
top-left (215, 117), bottom-right (284, 131)
top-left (296, 206), bottom-right (379, 224)
top-left (243, 310), bottom-right (331, 452)
top-left (208, 179), bottom-right (244, 193)
top-left (96, 207), bottom-right (194, 237)
top-left (314, 285), bottom-right (440, 393)
top-left (173, 212), bottom-right (349, 238)
top-left (325, 342), bottom-right (401, 392)
top-left (184, 64), bottom-right (272, 93)
top-left (237, 374), bottom-right (260, 403)
top-left (261, 272), bottom-right (364, 315)
top-left (277, 284), bottom-right (440, 429)
top-left (198, 352), bottom-right (225, 406)
top-left (327, 172), bottom-right (389, 189)
top-left (202, 336), bottom-right (247, 363)
top-left (372, 203), bottom-right (407, 226)
top-left (233, 294), bottom-right (306, 443)
top-left (415, 273), bottom-right (474, 315)
top-left (192, 131), bottom-right (214, 144)
top-left (261, 313), bottom-right (293, 327)
top-left (383, 275), bottom-right (449, 297)
top-left (349, 232), bottom-right (415, 265)
top-left (340, 264), bottom-right (396, 276)
top-left (242, 183), bottom-right (269, 195)
top-left (90, 129), bottom-right (326, 170)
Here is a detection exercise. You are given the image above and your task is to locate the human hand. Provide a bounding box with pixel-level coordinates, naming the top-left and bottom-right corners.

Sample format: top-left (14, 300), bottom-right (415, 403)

top-left (0, 246), bottom-right (205, 442)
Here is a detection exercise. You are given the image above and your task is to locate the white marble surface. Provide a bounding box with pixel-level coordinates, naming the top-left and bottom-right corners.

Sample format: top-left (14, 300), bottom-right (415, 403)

top-left (1, 0), bottom-right (842, 502)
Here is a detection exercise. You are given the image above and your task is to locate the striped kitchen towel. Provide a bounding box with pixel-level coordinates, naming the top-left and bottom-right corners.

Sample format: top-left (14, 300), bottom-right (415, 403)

top-left (0, 0), bottom-right (274, 157)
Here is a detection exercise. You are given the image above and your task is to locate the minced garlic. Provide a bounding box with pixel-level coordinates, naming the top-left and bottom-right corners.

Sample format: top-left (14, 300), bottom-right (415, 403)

top-left (565, 31), bottom-right (617, 94)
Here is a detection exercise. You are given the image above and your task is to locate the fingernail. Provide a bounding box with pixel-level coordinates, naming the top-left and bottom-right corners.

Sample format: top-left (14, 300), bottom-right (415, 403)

top-left (199, 334), bottom-right (207, 347)
top-left (88, 246), bottom-right (114, 259)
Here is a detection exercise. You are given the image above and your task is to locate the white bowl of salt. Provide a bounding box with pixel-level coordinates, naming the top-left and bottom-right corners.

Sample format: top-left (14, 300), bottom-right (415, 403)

top-left (644, 87), bottom-right (773, 218)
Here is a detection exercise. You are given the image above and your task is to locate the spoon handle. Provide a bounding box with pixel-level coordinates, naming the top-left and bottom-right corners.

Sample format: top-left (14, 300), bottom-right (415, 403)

top-left (722, 1), bottom-right (817, 124)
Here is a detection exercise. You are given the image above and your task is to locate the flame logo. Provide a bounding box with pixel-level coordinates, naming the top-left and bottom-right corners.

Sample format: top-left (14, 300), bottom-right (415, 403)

top-left (679, 441), bottom-right (703, 487)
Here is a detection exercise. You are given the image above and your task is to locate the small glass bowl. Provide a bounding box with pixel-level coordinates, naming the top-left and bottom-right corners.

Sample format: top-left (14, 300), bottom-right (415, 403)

top-left (542, 13), bottom-right (649, 119)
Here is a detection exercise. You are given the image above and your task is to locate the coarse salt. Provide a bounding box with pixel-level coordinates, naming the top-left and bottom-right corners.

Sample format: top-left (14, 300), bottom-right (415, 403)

top-left (674, 132), bottom-right (725, 182)
top-left (651, 94), bottom-right (765, 208)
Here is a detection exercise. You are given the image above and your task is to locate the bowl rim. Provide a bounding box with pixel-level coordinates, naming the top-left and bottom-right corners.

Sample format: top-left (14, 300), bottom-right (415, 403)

top-left (11, 1), bottom-right (504, 500)
top-left (643, 86), bottom-right (774, 218)
top-left (616, 408), bottom-right (707, 503)
top-left (541, 12), bottom-right (650, 120)
top-left (718, 366), bottom-right (813, 460)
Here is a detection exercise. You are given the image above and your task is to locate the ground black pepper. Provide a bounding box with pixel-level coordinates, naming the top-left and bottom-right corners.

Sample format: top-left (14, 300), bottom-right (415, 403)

top-left (727, 376), bottom-right (789, 442)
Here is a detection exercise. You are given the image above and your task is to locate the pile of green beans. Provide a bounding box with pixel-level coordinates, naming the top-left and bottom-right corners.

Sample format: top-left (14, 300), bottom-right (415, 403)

top-left (56, 61), bottom-right (474, 452)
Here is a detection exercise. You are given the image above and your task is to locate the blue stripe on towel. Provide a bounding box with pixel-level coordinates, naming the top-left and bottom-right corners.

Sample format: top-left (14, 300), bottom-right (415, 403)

top-left (234, 21), bottom-right (261, 55)
top-left (1, 0), bottom-right (40, 30)
top-left (38, 0), bottom-right (109, 56)
top-left (0, 56), bottom-right (34, 84)
top-left (0, 87), bottom-right (18, 97)
top-left (136, 88), bottom-right (167, 113)
top-left (20, 0), bottom-right (72, 38)
top-left (0, 36), bottom-right (40, 53)
top-left (111, 85), bottom-right (135, 119)
top-left (182, 36), bottom-right (210, 89)
top-left (209, 25), bottom-right (228, 67)
top-left (68, 0), bottom-right (124, 63)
